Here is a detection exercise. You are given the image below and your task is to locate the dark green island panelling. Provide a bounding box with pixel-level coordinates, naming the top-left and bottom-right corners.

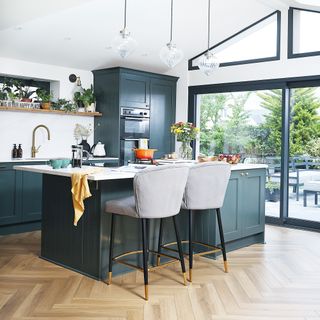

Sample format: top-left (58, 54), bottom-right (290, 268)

top-left (39, 167), bottom-right (265, 280)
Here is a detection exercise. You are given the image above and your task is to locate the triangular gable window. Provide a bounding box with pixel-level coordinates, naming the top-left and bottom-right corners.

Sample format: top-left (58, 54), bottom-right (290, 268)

top-left (288, 7), bottom-right (320, 58)
top-left (189, 11), bottom-right (280, 70)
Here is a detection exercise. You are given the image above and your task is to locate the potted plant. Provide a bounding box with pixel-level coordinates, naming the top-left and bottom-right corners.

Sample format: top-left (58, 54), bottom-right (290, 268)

top-left (12, 80), bottom-right (36, 102)
top-left (36, 88), bottom-right (53, 110)
top-left (265, 180), bottom-right (281, 202)
top-left (81, 86), bottom-right (96, 112)
top-left (74, 91), bottom-right (84, 111)
top-left (0, 87), bottom-right (7, 101)
top-left (2, 79), bottom-right (37, 102)
top-left (51, 99), bottom-right (77, 112)
top-left (74, 86), bottom-right (95, 112)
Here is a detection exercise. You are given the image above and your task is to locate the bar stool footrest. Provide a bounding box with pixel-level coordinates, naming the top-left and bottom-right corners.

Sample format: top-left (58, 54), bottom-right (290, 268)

top-left (112, 249), bottom-right (181, 273)
top-left (160, 240), bottom-right (222, 257)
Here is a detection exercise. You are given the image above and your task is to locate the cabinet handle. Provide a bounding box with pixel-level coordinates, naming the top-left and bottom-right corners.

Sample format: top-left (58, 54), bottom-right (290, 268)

top-left (240, 172), bottom-right (245, 176)
top-left (0, 166), bottom-right (6, 169)
top-left (245, 172), bottom-right (249, 176)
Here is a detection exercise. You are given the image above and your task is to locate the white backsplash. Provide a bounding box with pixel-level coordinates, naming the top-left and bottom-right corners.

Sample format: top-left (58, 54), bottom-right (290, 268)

top-left (0, 111), bottom-right (94, 161)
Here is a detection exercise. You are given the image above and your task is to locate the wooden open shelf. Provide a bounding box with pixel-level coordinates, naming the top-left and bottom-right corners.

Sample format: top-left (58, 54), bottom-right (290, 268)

top-left (0, 106), bottom-right (102, 117)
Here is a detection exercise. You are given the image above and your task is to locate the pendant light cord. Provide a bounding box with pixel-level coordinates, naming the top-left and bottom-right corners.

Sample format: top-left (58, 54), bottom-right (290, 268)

top-left (124, 0), bottom-right (127, 29)
top-left (169, 0), bottom-right (174, 43)
top-left (207, 0), bottom-right (211, 52)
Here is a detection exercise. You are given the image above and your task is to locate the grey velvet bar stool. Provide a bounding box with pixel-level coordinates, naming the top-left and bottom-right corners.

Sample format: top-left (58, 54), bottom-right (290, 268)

top-left (105, 165), bottom-right (189, 300)
top-left (158, 162), bottom-right (231, 282)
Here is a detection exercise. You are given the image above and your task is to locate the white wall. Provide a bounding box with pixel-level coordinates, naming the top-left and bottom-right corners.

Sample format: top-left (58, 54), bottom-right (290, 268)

top-left (0, 57), bottom-right (94, 161)
top-left (188, 8), bottom-right (320, 86)
top-left (165, 61), bottom-right (190, 152)
top-left (165, 61), bottom-right (189, 123)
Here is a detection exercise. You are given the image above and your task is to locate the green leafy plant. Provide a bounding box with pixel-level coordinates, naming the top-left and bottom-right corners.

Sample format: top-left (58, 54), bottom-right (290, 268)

top-left (8, 92), bottom-right (17, 100)
top-left (0, 85), bottom-right (7, 100)
top-left (3, 79), bottom-right (36, 100)
top-left (51, 99), bottom-right (76, 112)
top-left (36, 88), bottom-right (53, 103)
top-left (265, 181), bottom-right (280, 194)
top-left (13, 80), bottom-right (36, 99)
top-left (74, 86), bottom-right (95, 109)
top-left (81, 86), bottom-right (95, 107)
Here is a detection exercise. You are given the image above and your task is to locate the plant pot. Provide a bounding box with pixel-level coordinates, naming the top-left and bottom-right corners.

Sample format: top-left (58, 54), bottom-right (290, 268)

top-left (41, 102), bottom-right (51, 110)
top-left (86, 102), bottom-right (96, 112)
top-left (21, 98), bottom-right (32, 102)
top-left (265, 188), bottom-right (280, 202)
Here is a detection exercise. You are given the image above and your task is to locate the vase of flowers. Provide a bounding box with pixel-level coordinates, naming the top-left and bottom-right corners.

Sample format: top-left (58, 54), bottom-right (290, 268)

top-left (74, 123), bottom-right (93, 155)
top-left (171, 121), bottom-right (199, 160)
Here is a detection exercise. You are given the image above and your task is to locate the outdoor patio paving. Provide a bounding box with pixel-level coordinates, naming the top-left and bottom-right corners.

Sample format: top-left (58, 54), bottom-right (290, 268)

top-left (266, 189), bottom-right (320, 221)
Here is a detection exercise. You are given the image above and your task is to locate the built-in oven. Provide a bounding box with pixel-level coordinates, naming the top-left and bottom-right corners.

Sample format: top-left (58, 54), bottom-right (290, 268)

top-left (120, 139), bottom-right (138, 165)
top-left (120, 107), bottom-right (150, 140)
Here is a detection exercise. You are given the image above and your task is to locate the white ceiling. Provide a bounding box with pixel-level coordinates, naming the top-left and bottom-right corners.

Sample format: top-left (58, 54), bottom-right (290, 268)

top-left (0, 0), bottom-right (315, 73)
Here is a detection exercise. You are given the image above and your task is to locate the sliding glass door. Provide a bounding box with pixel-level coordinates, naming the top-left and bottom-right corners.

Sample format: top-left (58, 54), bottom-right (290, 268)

top-left (197, 89), bottom-right (283, 219)
top-left (192, 81), bottom-right (320, 229)
top-left (288, 87), bottom-right (320, 223)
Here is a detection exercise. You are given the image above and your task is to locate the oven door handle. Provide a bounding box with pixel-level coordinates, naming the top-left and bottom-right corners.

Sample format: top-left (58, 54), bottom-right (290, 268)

top-left (122, 116), bottom-right (149, 121)
top-left (121, 138), bottom-right (140, 141)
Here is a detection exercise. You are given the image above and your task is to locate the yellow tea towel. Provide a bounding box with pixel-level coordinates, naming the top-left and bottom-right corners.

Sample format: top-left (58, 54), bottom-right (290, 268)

top-left (71, 168), bottom-right (103, 226)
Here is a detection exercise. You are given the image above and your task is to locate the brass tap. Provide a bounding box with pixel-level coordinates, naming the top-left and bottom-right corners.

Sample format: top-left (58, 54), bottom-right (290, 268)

top-left (31, 125), bottom-right (51, 158)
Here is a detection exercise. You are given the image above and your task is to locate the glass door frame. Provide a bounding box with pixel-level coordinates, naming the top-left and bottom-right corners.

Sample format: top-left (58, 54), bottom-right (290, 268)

top-left (188, 75), bottom-right (320, 230)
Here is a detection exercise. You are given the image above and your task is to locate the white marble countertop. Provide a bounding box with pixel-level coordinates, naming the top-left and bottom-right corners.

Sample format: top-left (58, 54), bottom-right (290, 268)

top-left (0, 157), bottom-right (118, 163)
top-left (14, 163), bottom-right (268, 181)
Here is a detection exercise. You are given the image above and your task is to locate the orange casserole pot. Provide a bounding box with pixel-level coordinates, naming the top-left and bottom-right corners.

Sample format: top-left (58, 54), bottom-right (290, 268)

top-left (133, 149), bottom-right (157, 160)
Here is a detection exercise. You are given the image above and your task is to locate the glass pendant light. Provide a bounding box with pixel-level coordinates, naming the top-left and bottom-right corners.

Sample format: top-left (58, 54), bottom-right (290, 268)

top-left (160, 0), bottom-right (184, 68)
top-left (198, 0), bottom-right (220, 76)
top-left (112, 0), bottom-right (137, 59)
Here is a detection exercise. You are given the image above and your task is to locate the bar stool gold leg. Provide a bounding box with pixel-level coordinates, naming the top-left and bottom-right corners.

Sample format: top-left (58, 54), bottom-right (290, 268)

top-left (108, 272), bottom-right (113, 285)
top-left (224, 261), bottom-right (229, 273)
top-left (144, 284), bottom-right (149, 301)
top-left (183, 272), bottom-right (187, 286)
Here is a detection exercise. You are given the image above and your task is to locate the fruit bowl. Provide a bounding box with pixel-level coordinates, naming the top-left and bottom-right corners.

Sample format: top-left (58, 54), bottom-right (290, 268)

top-left (218, 154), bottom-right (241, 164)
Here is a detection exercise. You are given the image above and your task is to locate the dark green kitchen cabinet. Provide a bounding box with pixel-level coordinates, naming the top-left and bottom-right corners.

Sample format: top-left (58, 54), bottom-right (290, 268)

top-left (0, 166), bottom-right (19, 225)
top-left (0, 162), bottom-right (46, 234)
top-left (149, 78), bottom-right (176, 159)
top-left (93, 67), bottom-right (178, 162)
top-left (220, 169), bottom-right (265, 242)
top-left (20, 170), bottom-right (43, 222)
top-left (194, 168), bottom-right (266, 250)
top-left (120, 73), bottom-right (150, 109)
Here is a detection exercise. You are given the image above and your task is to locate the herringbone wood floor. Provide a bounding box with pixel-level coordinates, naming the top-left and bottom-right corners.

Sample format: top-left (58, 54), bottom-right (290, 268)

top-left (1, 226), bottom-right (320, 319)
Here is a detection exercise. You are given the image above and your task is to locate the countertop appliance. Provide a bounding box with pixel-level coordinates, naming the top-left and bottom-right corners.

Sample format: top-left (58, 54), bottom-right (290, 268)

top-left (71, 145), bottom-right (83, 168)
top-left (120, 107), bottom-right (150, 140)
top-left (91, 142), bottom-right (106, 157)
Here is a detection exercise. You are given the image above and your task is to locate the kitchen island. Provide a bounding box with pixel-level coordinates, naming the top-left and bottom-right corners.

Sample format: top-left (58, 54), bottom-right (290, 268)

top-left (14, 163), bottom-right (267, 280)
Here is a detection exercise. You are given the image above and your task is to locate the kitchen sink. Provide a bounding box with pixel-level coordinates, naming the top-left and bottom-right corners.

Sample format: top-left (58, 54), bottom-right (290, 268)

top-left (21, 158), bottom-right (50, 161)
